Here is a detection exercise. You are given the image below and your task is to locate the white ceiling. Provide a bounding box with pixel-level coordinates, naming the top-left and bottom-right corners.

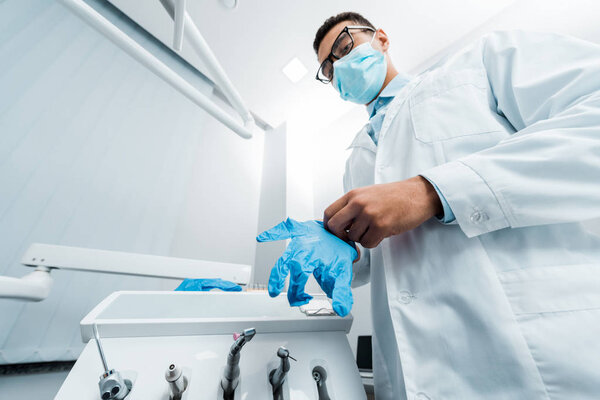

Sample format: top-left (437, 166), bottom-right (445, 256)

top-left (107, 0), bottom-right (516, 128)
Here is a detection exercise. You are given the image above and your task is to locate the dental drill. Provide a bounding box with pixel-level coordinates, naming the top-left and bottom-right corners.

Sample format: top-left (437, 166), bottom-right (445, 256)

top-left (269, 347), bottom-right (296, 400)
top-left (220, 328), bottom-right (256, 399)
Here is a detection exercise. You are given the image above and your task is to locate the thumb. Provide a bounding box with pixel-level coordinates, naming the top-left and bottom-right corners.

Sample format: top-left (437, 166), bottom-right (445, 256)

top-left (257, 219), bottom-right (294, 242)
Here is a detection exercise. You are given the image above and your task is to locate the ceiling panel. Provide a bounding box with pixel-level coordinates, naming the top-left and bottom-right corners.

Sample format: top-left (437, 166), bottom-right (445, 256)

top-left (106, 0), bottom-right (516, 127)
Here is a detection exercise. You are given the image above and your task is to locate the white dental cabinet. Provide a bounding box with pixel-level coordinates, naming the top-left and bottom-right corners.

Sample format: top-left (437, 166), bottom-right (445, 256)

top-left (55, 291), bottom-right (366, 400)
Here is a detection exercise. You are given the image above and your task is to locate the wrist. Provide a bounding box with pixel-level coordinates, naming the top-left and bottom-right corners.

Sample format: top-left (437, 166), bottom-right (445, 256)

top-left (413, 176), bottom-right (443, 219)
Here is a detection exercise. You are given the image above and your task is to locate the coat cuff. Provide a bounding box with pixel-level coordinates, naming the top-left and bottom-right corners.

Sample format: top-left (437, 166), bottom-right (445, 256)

top-left (351, 244), bottom-right (371, 288)
top-left (421, 161), bottom-right (510, 237)
top-left (420, 176), bottom-right (456, 224)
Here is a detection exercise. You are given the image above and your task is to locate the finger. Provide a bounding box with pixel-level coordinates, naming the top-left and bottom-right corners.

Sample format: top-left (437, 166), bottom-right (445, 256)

top-left (332, 284), bottom-right (353, 317)
top-left (267, 247), bottom-right (293, 297)
top-left (286, 257), bottom-right (313, 306)
top-left (314, 264), bottom-right (335, 298)
top-left (257, 219), bottom-right (294, 242)
top-left (331, 263), bottom-right (353, 317)
top-left (323, 193), bottom-right (350, 229)
top-left (326, 202), bottom-right (360, 241)
top-left (359, 226), bottom-right (384, 249)
top-left (347, 216), bottom-right (369, 243)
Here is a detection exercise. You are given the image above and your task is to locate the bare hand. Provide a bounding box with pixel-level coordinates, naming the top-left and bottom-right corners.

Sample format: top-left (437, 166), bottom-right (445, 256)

top-left (323, 176), bottom-right (443, 248)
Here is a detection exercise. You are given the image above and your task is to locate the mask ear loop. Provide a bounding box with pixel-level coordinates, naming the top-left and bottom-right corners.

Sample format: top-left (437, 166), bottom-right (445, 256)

top-left (369, 29), bottom-right (378, 45)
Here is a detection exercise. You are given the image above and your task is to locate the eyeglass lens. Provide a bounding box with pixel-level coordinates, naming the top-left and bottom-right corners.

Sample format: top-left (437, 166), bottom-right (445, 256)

top-left (332, 31), bottom-right (354, 58)
top-left (318, 29), bottom-right (371, 82)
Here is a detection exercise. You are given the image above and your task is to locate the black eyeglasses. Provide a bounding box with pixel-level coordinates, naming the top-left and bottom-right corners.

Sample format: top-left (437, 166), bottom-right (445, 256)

top-left (316, 25), bottom-right (376, 84)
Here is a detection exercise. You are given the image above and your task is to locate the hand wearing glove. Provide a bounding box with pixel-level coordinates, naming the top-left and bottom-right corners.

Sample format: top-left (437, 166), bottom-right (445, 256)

top-left (256, 218), bottom-right (357, 317)
top-left (175, 278), bottom-right (242, 292)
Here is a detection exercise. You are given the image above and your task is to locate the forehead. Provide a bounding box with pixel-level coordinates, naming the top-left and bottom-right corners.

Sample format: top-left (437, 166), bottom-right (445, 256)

top-left (317, 20), bottom-right (352, 63)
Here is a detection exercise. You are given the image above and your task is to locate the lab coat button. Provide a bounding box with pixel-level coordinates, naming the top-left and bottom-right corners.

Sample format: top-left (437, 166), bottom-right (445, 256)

top-left (397, 290), bottom-right (415, 304)
top-left (415, 392), bottom-right (431, 400)
top-left (470, 209), bottom-right (489, 224)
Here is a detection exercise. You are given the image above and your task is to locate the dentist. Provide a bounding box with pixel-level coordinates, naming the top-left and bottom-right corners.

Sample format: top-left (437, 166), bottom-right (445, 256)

top-left (314, 11), bottom-right (600, 400)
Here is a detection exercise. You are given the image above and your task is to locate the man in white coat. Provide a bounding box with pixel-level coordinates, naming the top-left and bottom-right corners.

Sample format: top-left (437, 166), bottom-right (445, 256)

top-left (313, 12), bottom-right (600, 400)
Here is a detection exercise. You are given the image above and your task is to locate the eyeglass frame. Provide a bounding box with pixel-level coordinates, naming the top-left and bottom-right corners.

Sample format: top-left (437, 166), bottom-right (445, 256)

top-left (315, 25), bottom-right (377, 84)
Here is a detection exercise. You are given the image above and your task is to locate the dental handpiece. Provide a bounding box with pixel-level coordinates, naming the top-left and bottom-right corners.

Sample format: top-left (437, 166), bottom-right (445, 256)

top-left (270, 347), bottom-right (295, 390)
top-left (221, 328), bottom-right (256, 399)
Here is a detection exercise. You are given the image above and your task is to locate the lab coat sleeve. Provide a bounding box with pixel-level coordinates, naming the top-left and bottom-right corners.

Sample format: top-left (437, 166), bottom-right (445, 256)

top-left (422, 31), bottom-right (600, 238)
top-left (343, 158), bottom-right (371, 287)
top-left (351, 243), bottom-right (371, 288)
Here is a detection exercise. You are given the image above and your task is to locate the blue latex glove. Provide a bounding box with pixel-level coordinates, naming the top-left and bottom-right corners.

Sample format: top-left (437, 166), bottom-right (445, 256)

top-left (256, 218), bottom-right (357, 317)
top-left (175, 278), bottom-right (242, 292)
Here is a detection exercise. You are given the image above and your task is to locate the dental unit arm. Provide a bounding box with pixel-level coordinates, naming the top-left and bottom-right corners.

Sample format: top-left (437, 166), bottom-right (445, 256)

top-left (0, 243), bottom-right (250, 302)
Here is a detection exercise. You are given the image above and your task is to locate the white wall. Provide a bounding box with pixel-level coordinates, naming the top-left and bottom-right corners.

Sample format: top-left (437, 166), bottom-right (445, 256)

top-left (0, 0), bottom-right (264, 367)
top-left (168, 94), bottom-right (265, 266)
top-left (254, 123), bottom-right (287, 285)
top-left (412, 0), bottom-right (600, 72)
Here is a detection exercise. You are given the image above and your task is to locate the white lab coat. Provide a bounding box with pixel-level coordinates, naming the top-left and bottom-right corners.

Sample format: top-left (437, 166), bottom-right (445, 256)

top-left (344, 31), bottom-right (600, 400)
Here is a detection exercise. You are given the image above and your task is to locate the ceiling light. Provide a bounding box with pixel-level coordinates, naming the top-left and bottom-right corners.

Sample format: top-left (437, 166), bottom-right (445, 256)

top-left (282, 57), bottom-right (308, 83)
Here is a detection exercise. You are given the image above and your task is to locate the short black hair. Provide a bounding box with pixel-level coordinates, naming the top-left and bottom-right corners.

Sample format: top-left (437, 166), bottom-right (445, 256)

top-left (313, 12), bottom-right (375, 54)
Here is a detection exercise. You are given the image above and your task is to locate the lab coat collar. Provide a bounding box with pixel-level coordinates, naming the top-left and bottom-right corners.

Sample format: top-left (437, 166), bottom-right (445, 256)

top-left (347, 125), bottom-right (377, 153)
top-left (366, 72), bottom-right (412, 117)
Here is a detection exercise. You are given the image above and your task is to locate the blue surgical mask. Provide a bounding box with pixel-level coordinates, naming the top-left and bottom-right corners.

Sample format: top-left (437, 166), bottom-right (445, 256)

top-left (332, 36), bottom-right (387, 104)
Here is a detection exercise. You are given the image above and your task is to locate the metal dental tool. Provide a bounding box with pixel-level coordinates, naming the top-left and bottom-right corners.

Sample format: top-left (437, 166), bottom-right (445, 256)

top-left (220, 328), bottom-right (256, 400)
top-left (94, 324), bottom-right (130, 400)
top-left (269, 347), bottom-right (296, 400)
top-left (165, 363), bottom-right (187, 400)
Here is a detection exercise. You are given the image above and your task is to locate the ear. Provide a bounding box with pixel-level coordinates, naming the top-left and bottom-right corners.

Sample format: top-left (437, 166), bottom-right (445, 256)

top-left (373, 28), bottom-right (390, 52)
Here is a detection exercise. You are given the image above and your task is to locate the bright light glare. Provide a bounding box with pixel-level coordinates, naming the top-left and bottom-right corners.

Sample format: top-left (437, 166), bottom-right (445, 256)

top-left (282, 57), bottom-right (308, 83)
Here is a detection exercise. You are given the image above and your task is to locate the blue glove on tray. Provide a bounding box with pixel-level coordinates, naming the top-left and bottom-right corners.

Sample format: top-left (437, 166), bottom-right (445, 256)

top-left (256, 218), bottom-right (357, 317)
top-left (175, 278), bottom-right (242, 292)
